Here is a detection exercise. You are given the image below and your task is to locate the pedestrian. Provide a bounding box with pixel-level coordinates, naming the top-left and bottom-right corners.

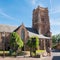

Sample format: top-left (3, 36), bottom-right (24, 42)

top-left (46, 47), bottom-right (51, 56)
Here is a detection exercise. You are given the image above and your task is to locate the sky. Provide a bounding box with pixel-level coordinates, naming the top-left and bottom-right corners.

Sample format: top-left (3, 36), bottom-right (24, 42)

top-left (0, 0), bottom-right (60, 35)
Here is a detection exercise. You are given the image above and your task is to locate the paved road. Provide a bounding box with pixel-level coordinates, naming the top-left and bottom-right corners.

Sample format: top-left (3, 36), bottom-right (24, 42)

top-left (42, 52), bottom-right (60, 60)
top-left (0, 52), bottom-right (60, 60)
top-left (52, 52), bottom-right (60, 60)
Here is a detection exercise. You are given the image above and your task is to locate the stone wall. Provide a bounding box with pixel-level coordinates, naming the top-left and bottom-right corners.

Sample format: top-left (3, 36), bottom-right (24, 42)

top-left (15, 24), bottom-right (29, 50)
top-left (32, 6), bottom-right (51, 37)
top-left (0, 32), bottom-right (10, 50)
top-left (0, 33), bottom-right (2, 50)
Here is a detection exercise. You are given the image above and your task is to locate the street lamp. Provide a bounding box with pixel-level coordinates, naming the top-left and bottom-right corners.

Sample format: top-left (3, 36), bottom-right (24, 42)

top-left (2, 32), bottom-right (5, 57)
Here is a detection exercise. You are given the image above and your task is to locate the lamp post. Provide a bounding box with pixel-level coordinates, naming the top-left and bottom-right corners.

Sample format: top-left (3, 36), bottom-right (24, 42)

top-left (2, 32), bottom-right (5, 57)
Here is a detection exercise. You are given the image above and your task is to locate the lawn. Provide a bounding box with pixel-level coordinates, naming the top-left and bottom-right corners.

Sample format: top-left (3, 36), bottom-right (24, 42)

top-left (0, 51), bottom-right (9, 54)
top-left (36, 50), bottom-right (45, 53)
top-left (0, 50), bottom-right (45, 56)
top-left (0, 51), bottom-right (9, 56)
top-left (23, 50), bottom-right (46, 55)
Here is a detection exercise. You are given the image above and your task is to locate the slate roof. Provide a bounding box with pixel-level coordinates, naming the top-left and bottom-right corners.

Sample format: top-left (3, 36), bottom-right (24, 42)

top-left (0, 25), bottom-right (38, 33)
top-left (0, 24), bottom-right (50, 39)
top-left (26, 27), bottom-right (38, 34)
top-left (0, 24), bottom-right (17, 32)
top-left (28, 31), bottom-right (50, 39)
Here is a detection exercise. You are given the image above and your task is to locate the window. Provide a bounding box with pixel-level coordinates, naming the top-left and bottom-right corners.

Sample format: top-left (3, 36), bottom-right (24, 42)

top-left (21, 29), bottom-right (25, 40)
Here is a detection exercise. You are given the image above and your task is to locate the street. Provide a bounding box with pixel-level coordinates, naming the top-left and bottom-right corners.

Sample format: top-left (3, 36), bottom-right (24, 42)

top-left (42, 52), bottom-right (60, 60)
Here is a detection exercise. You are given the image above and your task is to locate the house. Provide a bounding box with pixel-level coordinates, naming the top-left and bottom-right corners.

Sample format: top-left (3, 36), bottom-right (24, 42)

top-left (0, 6), bottom-right (52, 50)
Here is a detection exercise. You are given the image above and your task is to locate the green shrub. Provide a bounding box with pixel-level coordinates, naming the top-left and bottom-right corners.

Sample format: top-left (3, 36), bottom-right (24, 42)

top-left (31, 52), bottom-right (35, 56)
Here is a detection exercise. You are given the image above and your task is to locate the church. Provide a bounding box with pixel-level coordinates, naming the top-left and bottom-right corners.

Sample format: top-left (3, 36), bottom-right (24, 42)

top-left (0, 6), bottom-right (52, 50)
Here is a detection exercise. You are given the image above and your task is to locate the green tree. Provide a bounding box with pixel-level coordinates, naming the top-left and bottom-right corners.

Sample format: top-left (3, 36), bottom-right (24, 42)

top-left (52, 34), bottom-right (60, 48)
top-left (27, 36), bottom-right (39, 56)
top-left (10, 32), bottom-right (23, 53)
top-left (52, 34), bottom-right (60, 44)
top-left (52, 35), bottom-right (57, 43)
top-left (57, 34), bottom-right (60, 43)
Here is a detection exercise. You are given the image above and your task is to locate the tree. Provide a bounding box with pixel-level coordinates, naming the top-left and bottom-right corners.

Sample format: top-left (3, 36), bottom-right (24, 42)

top-left (52, 34), bottom-right (60, 48)
top-left (57, 34), bottom-right (60, 43)
top-left (52, 34), bottom-right (60, 43)
top-left (10, 32), bottom-right (23, 53)
top-left (52, 35), bottom-right (57, 43)
top-left (26, 36), bottom-right (39, 56)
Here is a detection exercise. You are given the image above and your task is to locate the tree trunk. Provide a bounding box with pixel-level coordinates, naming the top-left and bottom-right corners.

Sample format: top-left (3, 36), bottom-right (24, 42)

top-left (30, 48), bottom-right (32, 56)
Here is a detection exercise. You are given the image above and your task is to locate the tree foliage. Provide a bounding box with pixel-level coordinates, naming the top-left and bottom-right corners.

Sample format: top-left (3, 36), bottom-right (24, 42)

top-left (52, 34), bottom-right (60, 48)
top-left (26, 36), bottom-right (39, 56)
top-left (52, 35), bottom-right (57, 43)
top-left (10, 32), bottom-right (23, 51)
top-left (57, 34), bottom-right (60, 42)
top-left (52, 34), bottom-right (60, 43)
top-left (27, 36), bottom-right (39, 49)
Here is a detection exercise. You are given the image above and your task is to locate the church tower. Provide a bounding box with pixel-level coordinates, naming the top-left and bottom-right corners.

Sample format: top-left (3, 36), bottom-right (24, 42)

top-left (32, 6), bottom-right (51, 37)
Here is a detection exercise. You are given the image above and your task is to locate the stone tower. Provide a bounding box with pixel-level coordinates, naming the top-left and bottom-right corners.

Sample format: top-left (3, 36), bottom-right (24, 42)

top-left (32, 6), bottom-right (51, 37)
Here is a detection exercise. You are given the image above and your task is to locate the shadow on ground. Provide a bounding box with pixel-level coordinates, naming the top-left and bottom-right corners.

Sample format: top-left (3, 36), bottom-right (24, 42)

top-left (52, 56), bottom-right (60, 60)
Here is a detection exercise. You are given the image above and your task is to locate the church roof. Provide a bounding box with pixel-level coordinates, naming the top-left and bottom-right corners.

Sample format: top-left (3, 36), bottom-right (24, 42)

top-left (26, 27), bottom-right (50, 39)
top-left (26, 27), bottom-right (38, 34)
top-left (0, 24), bottom-right (50, 39)
top-left (0, 24), bottom-right (17, 32)
top-left (28, 31), bottom-right (50, 39)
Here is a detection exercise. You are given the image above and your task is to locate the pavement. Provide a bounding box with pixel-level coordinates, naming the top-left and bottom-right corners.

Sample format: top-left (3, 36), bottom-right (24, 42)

top-left (0, 52), bottom-right (60, 60)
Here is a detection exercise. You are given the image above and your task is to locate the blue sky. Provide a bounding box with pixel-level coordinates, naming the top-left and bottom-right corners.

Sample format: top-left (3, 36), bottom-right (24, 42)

top-left (0, 0), bottom-right (60, 35)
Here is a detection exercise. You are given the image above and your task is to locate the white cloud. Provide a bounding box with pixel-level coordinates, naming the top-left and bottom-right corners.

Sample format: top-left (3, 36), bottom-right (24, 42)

top-left (0, 9), bottom-right (20, 21)
top-left (50, 19), bottom-right (60, 35)
top-left (52, 31), bottom-right (60, 35)
top-left (49, 0), bottom-right (60, 14)
top-left (50, 7), bottom-right (60, 14)
top-left (51, 21), bottom-right (60, 26)
top-left (50, 5), bottom-right (60, 26)
top-left (0, 9), bottom-right (16, 20)
top-left (51, 26), bottom-right (60, 35)
top-left (31, 0), bottom-right (37, 5)
top-left (50, 19), bottom-right (60, 26)
top-left (49, 1), bottom-right (60, 14)
top-left (30, 0), bottom-right (44, 7)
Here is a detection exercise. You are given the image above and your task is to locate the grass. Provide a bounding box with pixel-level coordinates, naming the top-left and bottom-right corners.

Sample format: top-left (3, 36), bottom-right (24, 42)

top-left (36, 50), bottom-right (45, 54)
top-left (23, 50), bottom-right (45, 54)
top-left (0, 51), bottom-right (9, 56)
top-left (0, 51), bottom-right (9, 54)
top-left (24, 50), bottom-right (46, 56)
top-left (22, 50), bottom-right (46, 55)
top-left (36, 50), bottom-right (45, 53)
top-left (0, 51), bottom-right (28, 56)
top-left (0, 50), bottom-right (45, 56)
